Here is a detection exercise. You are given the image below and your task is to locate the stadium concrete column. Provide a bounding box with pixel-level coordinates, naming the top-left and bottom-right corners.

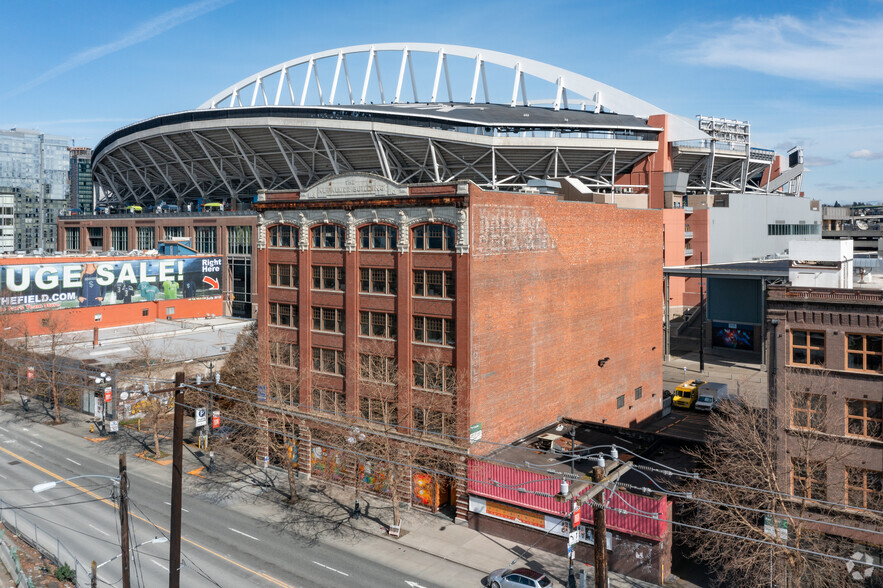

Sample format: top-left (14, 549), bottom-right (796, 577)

top-left (647, 114), bottom-right (672, 210)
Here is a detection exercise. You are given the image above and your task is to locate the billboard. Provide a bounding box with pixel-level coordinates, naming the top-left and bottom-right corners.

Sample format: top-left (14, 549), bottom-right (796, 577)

top-left (712, 322), bottom-right (756, 351)
top-left (0, 256), bottom-right (222, 313)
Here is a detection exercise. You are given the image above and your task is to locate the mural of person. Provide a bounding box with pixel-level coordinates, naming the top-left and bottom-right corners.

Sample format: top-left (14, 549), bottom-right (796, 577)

top-left (78, 263), bottom-right (105, 307)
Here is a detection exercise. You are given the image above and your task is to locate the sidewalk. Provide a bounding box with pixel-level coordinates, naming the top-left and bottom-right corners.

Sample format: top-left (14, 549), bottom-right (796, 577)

top-left (7, 396), bottom-right (692, 587)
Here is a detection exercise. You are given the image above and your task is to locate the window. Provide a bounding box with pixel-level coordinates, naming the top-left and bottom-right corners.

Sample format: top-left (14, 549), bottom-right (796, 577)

top-left (87, 227), bottom-right (103, 249)
top-left (194, 226), bottom-right (216, 253)
top-left (360, 268), bottom-right (396, 294)
top-left (268, 224), bottom-right (298, 248)
top-left (413, 270), bottom-right (454, 298)
top-left (227, 226), bottom-right (251, 255)
top-left (110, 227), bottom-right (128, 251)
top-left (142, 308), bottom-right (149, 317)
top-left (413, 361), bottom-right (456, 394)
top-left (846, 467), bottom-right (883, 510)
top-left (312, 388), bottom-right (345, 415)
top-left (359, 224), bottom-right (397, 250)
top-left (413, 408), bottom-right (455, 437)
top-left (360, 311), bottom-right (396, 339)
top-left (791, 458), bottom-right (827, 500)
top-left (635, 386), bottom-right (643, 400)
top-left (270, 342), bottom-right (298, 367)
top-left (360, 397), bottom-right (397, 425)
top-left (164, 226), bottom-right (185, 239)
top-left (413, 316), bottom-right (455, 346)
top-left (792, 393), bottom-right (826, 430)
top-left (412, 223), bottom-right (455, 251)
top-left (312, 307), bottom-right (344, 334)
top-left (65, 227), bottom-right (80, 251)
top-left (269, 302), bottom-right (298, 328)
top-left (312, 348), bottom-right (346, 376)
top-left (846, 334), bottom-right (883, 373)
top-left (360, 354), bottom-right (396, 383)
top-left (312, 266), bottom-right (344, 291)
top-left (269, 264), bottom-right (298, 288)
top-left (137, 227), bottom-right (155, 250)
top-left (791, 330), bottom-right (825, 366)
top-left (312, 224), bottom-right (345, 249)
top-left (767, 224), bottom-right (821, 236)
top-left (846, 400), bottom-right (882, 440)
top-left (616, 394), bottom-right (625, 409)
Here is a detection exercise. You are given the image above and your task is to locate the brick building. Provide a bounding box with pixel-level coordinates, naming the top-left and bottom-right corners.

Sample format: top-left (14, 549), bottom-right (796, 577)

top-left (767, 284), bottom-right (883, 548)
top-left (253, 173), bottom-right (662, 472)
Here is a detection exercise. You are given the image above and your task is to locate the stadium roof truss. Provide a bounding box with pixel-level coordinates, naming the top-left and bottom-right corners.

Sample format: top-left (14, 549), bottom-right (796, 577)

top-left (92, 43), bottom-right (802, 206)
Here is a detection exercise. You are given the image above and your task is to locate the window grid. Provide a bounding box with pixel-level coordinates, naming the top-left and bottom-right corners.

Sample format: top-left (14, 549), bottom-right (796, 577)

top-left (268, 224), bottom-right (298, 248)
top-left (227, 226), bottom-right (251, 255)
top-left (312, 348), bottom-right (346, 376)
top-left (136, 227), bottom-right (155, 250)
top-left (413, 407), bottom-right (455, 437)
top-left (616, 395), bottom-right (625, 409)
top-left (312, 307), bottom-right (345, 334)
top-left (846, 400), bottom-right (882, 440)
top-left (413, 270), bottom-right (455, 298)
top-left (635, 386), bottom-right (643, 400)
top-left (194, 226), bottom-right (216, 253)
top-left (846, 334), bottom-right (883, 373)
top-left (360, 268), bottom-right (397, 294)
top-left (359, 311), bottom-right (397, 339)
top-left (792, 393), bottom-right (826, 431)
top-left (791, 458), bottom-right (827, 501)
top-left (269, 264), bottom-right (298, 288)
top-left (312, 388), bottom-right (345, 415)
top-left (360, 354), bottom-right (397, 384)
top-left (270, 342), bottom-right (298, 367)
top-left (413, 316), bottom-right (455, 346)
top-left (412, 223), bottom-right (456, 251)
top-left (790, 330), bottom-right (825, 366)
top-left (110, 227), bottom-right (128, 251)
top-left (164, 226), bottom-right (185, 239)
top-left (360, 397), bottom-right (397, 425)
top-left (312, 266), bottom-right (345, 291)
top-left (312, 225), bottom-right (345, 249)
top-left (65, 228), bottom-right (80, 251)
top-left (846, 467), bottom-right (883, 510)
top-left (767, 224), bottom-right (821, 236)
top-left (359, 224), bottom-right (397, 250)
top-left (269, 302), bottom-right (298, 328)
top-left (87, 227), bottom-right (103, 249)
top-left (413, 361), bottom-right (456, 394)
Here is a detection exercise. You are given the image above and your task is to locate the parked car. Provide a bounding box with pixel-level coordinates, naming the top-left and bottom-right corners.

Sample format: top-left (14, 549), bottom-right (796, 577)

top-left (488, 567), bottom-right (553, 588)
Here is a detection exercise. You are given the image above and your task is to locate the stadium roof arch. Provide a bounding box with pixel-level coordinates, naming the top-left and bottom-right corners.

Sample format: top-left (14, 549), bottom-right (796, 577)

top-left (93, 43), bottom-right (796, 208)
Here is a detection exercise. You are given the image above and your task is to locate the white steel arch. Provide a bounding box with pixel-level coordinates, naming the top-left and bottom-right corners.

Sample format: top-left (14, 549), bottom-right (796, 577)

top-left (199, 43), bottom-right (706, 142)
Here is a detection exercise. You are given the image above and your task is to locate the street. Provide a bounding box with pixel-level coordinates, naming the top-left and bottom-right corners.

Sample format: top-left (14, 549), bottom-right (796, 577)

top-left (0, 409), bottom-right (486, 587)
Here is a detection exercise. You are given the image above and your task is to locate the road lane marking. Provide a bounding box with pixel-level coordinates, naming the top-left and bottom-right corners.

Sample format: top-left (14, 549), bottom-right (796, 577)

top-left (313, 561), bottom-right (349, 576)
top-left (164, 501), bottom-right (188, 512)
top-left (21, 428), bottom-right (28, 432)
top-left (0, 445), bottom-right (293, 588)
top-left (89, 524), bottom-right (110, 537)
top-left (29, 441), bottom-right (43, 448)
top-left (0, 473), bottom-right (6, 479)
top-left (152, 560), bottom-right (169, 571)
top-left (66, 458), bottom-right (82, 466)
top-left (228, 527), bottom-right (260, 541)
top-left (0, 427), bottom-right (9, 433)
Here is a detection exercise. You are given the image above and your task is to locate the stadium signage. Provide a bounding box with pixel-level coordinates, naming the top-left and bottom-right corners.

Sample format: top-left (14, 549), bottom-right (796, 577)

top-left (0, 256), bottom-right (222, 313)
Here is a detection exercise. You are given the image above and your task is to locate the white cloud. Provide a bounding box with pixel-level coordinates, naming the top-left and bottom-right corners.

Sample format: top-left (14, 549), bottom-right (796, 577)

top-left (671, 15), bottom-right (883, 85)
top-left (6, 0), bottom-right (232, 98)
top-left (848, 149), bottom-right (883, 160)
top-left (804, 156), bottom-right (837, 167)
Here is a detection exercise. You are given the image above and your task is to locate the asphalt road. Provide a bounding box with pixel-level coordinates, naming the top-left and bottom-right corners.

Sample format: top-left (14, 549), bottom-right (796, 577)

top-left (0, 410), bottom-right (485, 587)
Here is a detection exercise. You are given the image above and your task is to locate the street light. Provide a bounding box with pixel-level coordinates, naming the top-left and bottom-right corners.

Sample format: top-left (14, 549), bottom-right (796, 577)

top-left (32, 475), bottom-right (120, 494)
top-left (92, 538), bottom-right (167, 588)
top-left (346, 427), bottom-right (366, 520)
top-left (95, 372), bottom-right (113, 434)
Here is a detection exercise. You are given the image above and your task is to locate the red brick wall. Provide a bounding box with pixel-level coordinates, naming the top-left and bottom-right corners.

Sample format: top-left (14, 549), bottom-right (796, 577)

top-left (468, 189), bottom-right (663, 452)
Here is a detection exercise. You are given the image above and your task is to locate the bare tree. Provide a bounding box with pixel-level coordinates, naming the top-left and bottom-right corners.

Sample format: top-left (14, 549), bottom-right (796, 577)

top-left (125, 325), bottom-right (179, 456)
top-left (680, 370), bottom-right (878, 588)
top-left (27, 310), bottom-right (79, 424)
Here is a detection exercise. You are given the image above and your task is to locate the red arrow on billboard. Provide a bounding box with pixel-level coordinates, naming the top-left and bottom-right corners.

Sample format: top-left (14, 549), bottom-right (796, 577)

top-left (202, 276), bottom-right (219, 289)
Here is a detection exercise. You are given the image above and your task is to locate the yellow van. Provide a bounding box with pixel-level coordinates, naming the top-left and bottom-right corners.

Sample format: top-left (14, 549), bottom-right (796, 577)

top-left (673, 379), bottom-right (706, 409)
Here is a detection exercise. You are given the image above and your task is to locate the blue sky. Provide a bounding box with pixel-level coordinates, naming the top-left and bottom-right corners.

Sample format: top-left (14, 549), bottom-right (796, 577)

top-left (3, 0), bottom-right (881, 204)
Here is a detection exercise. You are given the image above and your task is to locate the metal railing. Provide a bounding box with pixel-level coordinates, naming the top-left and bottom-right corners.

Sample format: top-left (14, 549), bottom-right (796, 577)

top-left (58, 210), bottom-right (256, 221)
top-left (0, 498), bottom-right (91, 588)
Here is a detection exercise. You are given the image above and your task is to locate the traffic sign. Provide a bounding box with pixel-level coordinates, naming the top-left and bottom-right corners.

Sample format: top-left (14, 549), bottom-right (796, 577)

top-left (195, 407), bottom-right (207, 428)
top-left (104, 386), bottom-right (113, 402)
top-left (109, 421), bottom-right (119, 433)
top-left (257, 385), bottom-right (267, 402)
top-left (212, 410), bottom-right (220, 429)
top-left (26, 367), bottom-right (34, 380)
top-left (572, 506), bottom-right (581, 528)
top-left (568, 530), bottom-right (580, 547)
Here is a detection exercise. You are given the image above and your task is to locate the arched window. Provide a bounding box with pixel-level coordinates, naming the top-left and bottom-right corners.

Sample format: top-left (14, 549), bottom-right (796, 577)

top-left (311, 224), bottom-right (345, 249)
top-left (359, 224), bottom-right (397, 250)
top-left (412, 223), bottom-right (455, 251)
top-left (268, 224), bottom-right (298, 248)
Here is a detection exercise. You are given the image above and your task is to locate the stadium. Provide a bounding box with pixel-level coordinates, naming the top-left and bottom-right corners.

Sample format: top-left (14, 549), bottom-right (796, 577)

top-left (91, 43), bottom-right (803, 208)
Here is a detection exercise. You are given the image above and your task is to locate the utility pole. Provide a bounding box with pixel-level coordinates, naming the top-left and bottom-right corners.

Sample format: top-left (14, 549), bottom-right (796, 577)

top-left (592, 465), bottom-right (608, 588)
top-left (91, 560), bottom-right (97, 588)
top-left (699, 251), bottom-right (705, 373)
top-left (119, 454), bottom-right (131, 588)
top-left (169, 371), bottom-right (185, 588)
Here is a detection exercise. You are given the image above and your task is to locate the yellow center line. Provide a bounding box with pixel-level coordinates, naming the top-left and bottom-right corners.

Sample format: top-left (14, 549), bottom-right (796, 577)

top-left (0, 445), bottom-right (293, 588)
